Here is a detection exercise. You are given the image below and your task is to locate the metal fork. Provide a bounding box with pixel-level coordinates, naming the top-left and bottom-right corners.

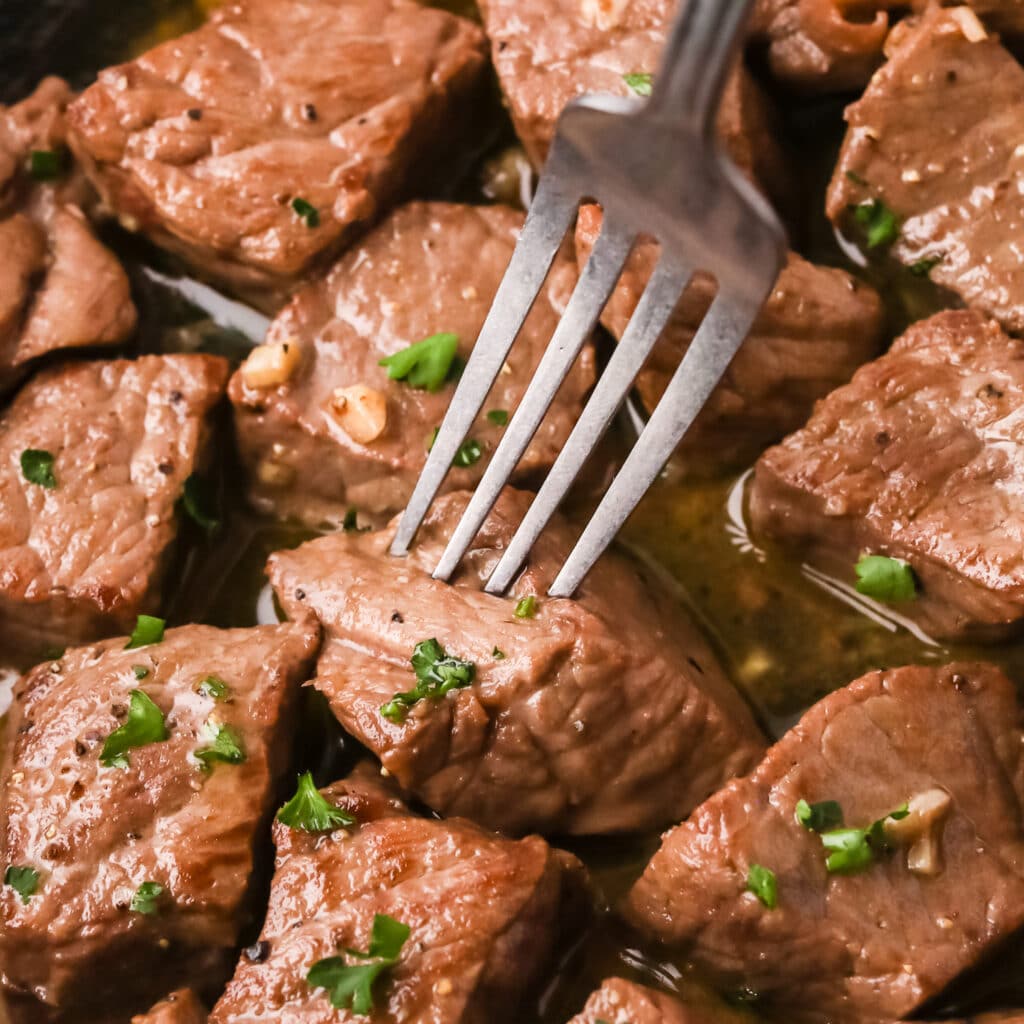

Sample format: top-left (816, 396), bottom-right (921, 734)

top-left (390, 0), bottom-right (785, 597)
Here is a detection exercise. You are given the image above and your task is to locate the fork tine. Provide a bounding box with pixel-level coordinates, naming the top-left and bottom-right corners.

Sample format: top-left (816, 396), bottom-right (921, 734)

top-left (431, 216), bottom-right (636, 582)
top-left (484, 251), bottom-right (691, 595)
top-left (548, 285), bottom-right (769, 598)
top-left (389, 175), bottom-right (579, 557)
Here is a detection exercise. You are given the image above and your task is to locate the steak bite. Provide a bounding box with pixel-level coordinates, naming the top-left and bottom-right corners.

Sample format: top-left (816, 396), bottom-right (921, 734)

top-left (66, 0), bottom-right (487, 305)
top-left (626, 662), bottom-right (1024, 1024)
top-left (0, 619), bottom-right (320, 1022)
top-left (132, 990), bottom-right (207, 1024)
top-left (827, 5), bottom-right (1024, 332)
top-left (750, 310), bottom-right (1024, 641)
top-left (0, 77), bottom-right (135, 390)
top-left (0, 354), bottom-right (228, 654)
top-left (209, 770), bottom-right (588, 1023)
top-left (575, 206), bottom-right (883, 471)
top-left (229, 202), bottom-right (593, 524)
top-left (568, 978), bottom-right (691, 1024)
top-left (268, 488), bottom-right (764, 836)
top-left (477, 0), bottom-right (788, 204)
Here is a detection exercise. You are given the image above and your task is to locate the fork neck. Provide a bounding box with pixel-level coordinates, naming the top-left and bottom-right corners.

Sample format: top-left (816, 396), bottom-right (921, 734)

top-left (647, 0), bottom-right (756, 136)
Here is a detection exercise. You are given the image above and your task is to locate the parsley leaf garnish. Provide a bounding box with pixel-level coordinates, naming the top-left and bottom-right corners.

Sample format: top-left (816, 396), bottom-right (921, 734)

top-left (380, 638), bottom-right (476, 722)
top-left (820, 803), bottom-right (909, 874)
top-left (4, 865), bottom-right (39, 904)
top-left (853, 198), bottom-right (900, 249)
top-left (21, 449), bottom-right (56, 489)
top-left (196, 675), bottom-right (229, 700)
top-left (746, 864), bottom-right (777, 908)
top-left (909, 253), bottom-right (944, 277)
top-left (180, 474), bottom-right (220, 535)
top-left (514, 595), bottom-right (537, 619)
top-left (125, 615), bottom-right (166, 650)
top-left (486, 409), bottom-right (509, 426)
top-left (291, 197), bottom-right (320, 228)
top-left (379, 333), bottom-right (460, 392)
top-left (452, 439), bottom-right (482, 467)
top-left (132, 665), bottom-right (150, 680)
top-left (855, 555), bottom-right (917, 602)
top-left (492, 647), bottom-right (506, 660)
top-left (624, 72), bottom-right (653, 96)
top-left (307, 914), bottom-right (410, 1014)
top-left (130, 881), bottom-right (164, 915)
top-left (277, 771), bottom-right (356, 832)
top-left (28, 149), bottom-right (63, 181)
top-left (100, 690), bottom-right (168, 769)
top-left (795, 798), bottom-right (844, 833)
top-left (194, 721), bottom-right (246, 769)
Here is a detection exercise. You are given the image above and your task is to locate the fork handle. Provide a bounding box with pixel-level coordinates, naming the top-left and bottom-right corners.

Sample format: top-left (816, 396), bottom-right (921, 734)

top-left (648, 0), bottom-right (756, 133)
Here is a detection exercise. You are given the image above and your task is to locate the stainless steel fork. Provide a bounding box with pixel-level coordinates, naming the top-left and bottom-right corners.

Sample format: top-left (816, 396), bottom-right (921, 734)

top-left (390, 0), bottom-right (786, 597)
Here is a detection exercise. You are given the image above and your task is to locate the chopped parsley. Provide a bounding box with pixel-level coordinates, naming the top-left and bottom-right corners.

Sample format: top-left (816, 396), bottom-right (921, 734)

top-left (180, 474), bottom-right (220, 535)
top-left (196, 675), bottom-right (229, 700)
top-left (795, 798), bottom-right (843, 833)
top-left (100, 690), bottom-right (168, 769)
top-left (486, 409), bottom-right (509, 426)
top-left (194, 721), bottom-right (246, 769)
top-left (380, 638), bottom-right (476, 722)
top-left (379, 333), bottom-right (460, 392)
top-left (130, 881), bottom-right (164, 915)
top-left (909, 253), bottom-right (944, 277)
top-left (853, 198), bottom-right (900, 249)
top-left (623, 72), bottom-right (653, 96)
top-left (854, 555), bottom-right (917, 603)
top-left (820, 803), bottom-right (909, 874)
top-left (291, 197), bottom-right (320, 228)
top-left (28, 149), bottom-right (63, 181)
top-left (514, 595), bottom-right (537, 619)
top-left (277, 771), bottom-right (356, 832)
top-left (4, 865), bottom-right (39, 904)
top-left (125, 615), bottom-right (166, 650)
top-left (452, 439), bottom-right (482, 467)
top-left (20, 449), bottom-right (56, 489)
top-left (307, 913), bottom-right (410, 1014)
top-left (132, 665), bottom-right (150, 680)
top-left (492, 647), bottom-right (506, 660)
top-left (746, 864), bottom-right (777, 908)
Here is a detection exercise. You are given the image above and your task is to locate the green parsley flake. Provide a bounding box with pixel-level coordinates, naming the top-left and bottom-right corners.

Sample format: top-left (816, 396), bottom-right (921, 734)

top-left (132, 665), bottom-right (150, 680)
top-left (795, 798), bottom-right (844, 833)
top-left (820, 803), bottom-right (909, 875)
top-left (379, 333), bottom-right (460, 392)
top-left (100, 689), bottom-right (169, 769)
top-left (28, 149), bottom-right (63, 181)
top-left (180, 474), bottom-right (220, 535)
top-left (486, 409), bottom-right (509, 426)
top-left (291, 197), bottom-right (320, 228)
top-left (196, 675), bottom-right (229, 700)
top-left (380, 638), bottom-right (476, 722)
top-left (194, 721), bottom-right (246, 769)
top-left (452, 439), bottom-right (482, 467)
top-left (130, 881), bottom-right (164, 915)
top-left (514, 595), bottom-right (537, 619)
top-left (623, 72), bottom-right (653, 96)
top-left (746, 864), bottom-right (777, 908)
top-left (125, 615), bottom-right (166, 650)
top-left (855, 555), bottom-right (917, 603)
top-left (492, 647), bottom-right (506, 660)
top-left (277, 771), bottom-right (356, 832)
top-left (4, 865), bottom-right (39, 904)
top-left (853, 198), bottom-right (900, 249)
top-left (909, 253), bottom-right (944, 277)
top-left (307, 914), bottom-right (410, 1014)
top-left (21, 449), bottom-right (56, 489)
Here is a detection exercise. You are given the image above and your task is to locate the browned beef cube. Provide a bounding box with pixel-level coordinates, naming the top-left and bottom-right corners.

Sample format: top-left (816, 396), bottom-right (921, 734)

top-left (209, 770), bottom-right (588, 1023)
top-left (268, 489), bottom-right (764, 836)
top-left (0, 619), bottom-right (320, 1022)
top-left (567, 979), bottom-right (693, 1024)
top-left (477, 0), bottom-right (788, 205)
top-left (750, 310), bottom-right (1024, 641)
top-left (575, 205), bottom-right (883, 471)
top-left (0, 354), bottom-right (228, 654)
top-left (626, 662), bottom-right (1024, 1024)
top-left (229, 202), bottom-right (594, 525)
top-left (0, 78), bottom-right (135, 391)
top-left (66, 0), bottom-right (487, 306)
top-left (827, 5), bottom-right (1024, 332)
top-left (132, 990), bottom-right (207, 1024)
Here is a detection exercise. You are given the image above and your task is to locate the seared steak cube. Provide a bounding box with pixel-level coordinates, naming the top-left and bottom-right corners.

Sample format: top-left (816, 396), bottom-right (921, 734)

top-left (626, 662), bottom-right (1024, 1024)
top-left (132, 990), bottom-right (207, 1024)
top-left (0, 354), bottom-right (228, 653)
top-left (268, 489), bottom-right (764, 836)
top-left (750, 310), bottom-right (1024, 641)
top-left (66, 0), bottom-right (487, 305)
top-left (568, 978), bottom-right (691, 1024)
top-left (576, 206), bottom-right (883, 471)
top-left (0, 619), bottom-right (320, 1022)
top-left (0, 77), bottom-right (135, 390)
top-left (209, 770), bottom-right (588, 1023)
top-left (229, 202), bottom-right (594, 524)
top-left (827, 5), bottom-right (1024, 332)
top-left (477, 0), bottom-right (788, 204)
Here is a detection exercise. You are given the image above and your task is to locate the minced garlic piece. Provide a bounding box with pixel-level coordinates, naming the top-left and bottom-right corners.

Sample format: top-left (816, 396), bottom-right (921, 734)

top-left (241, 339), bottom-right (302, 388)
top-left (326, 384), bottom-right (388, 444)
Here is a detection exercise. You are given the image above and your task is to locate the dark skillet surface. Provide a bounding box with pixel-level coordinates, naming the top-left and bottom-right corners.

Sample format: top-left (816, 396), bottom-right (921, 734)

top-left (3, 2), bottom-right (1024, 1021)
